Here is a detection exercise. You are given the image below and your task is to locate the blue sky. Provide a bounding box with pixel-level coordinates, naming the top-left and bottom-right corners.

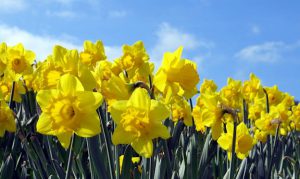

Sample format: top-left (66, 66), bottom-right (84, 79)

top-left (0, 0), bottom-right (300, 98)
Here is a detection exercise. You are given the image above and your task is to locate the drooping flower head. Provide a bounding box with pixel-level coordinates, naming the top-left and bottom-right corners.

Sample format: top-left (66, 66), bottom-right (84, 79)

top-left (36, 74), bottom-right (103, 148)
top-left (110, 88), bottom-right (170, 158)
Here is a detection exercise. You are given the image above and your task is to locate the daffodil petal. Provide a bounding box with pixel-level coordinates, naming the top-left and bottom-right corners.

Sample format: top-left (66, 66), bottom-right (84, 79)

top-left (131, 138), bottom-right (153, 158)
top-left (58, 74), bottom-right (84, 95)
top-left (76, 91), bottom-right (103, 112)
top-left (110, 101), bottom-right (127, 124)
top-left (150, 123), bottom-right (170, 139)
top-left (36, 90), bottom-right (56, 109)
top-left (112, 127), bottom-right (135, 145)
top-left (36, 113), bottom-right (53, 135)
top-left (75, 112), bottom-right (101, 137)
top-left (217, 134), bottom-right (231, 151)
top-left (127, 88), bottom-right (150, 111)
top-left (57, 132), bottom-right (72, 149)
top-left (149, 100), bottom-right (169, 122)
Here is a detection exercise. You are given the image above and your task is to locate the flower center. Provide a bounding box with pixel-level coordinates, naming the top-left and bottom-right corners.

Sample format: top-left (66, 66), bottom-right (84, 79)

top-left (121, 108), bottom-right (149, 137)
top-left (12, 57), bottom-right (26, 73)
top-left (61, 104), bottom-right (75, 120)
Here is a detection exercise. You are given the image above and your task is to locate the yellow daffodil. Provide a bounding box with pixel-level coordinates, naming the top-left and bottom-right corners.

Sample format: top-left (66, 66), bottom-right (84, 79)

top-left (117, 41), bottom-right (154, 84)
top-left (5, 43), bottom-right (35, 81)
top-left (217, 122), bottom-right (254, 160)
top-left (200, 79), bottom-right (217, 94)
top-left (110, 88), bottom-right (170, 158)
top-left (0, 76), bottom-right (26, 103)
top-left (34, 46), bottom-right (96, 91)
top-left (153, 47), bottom-right (199, 103)
top-left (242, 73), bottom-right (264, 102)
top-left (93, 61), bottom-right (131, 107)
top-left (119, 41), bottom-right (149, 71)
top-left (192, 79), bottom-right (218, 133)
top-left (170, 96), bottom-right (193, 126)
top-left (220, 78), bottom-right (243, 110)
top-left (248, 97), bottom-right (266, 121)
top-left (291, 104), bottom-right (300, 131)
top-left (0, 100), bottom-right (16, 137)
top-left (199, 93), bottom-right (224, 140)
top-left (265, 85), bottom-right (284, 106)
top-left (80, 40), bottom-right (106, 68)
top-left (36, 74), bottom-right (103, 149)
top-left (255, 111), bottom-right (279, 136)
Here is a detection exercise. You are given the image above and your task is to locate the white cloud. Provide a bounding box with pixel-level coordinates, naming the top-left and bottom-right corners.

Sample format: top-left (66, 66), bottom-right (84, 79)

top-left (0, 24), bottom-right (81, 61)
top-left (0, 0), bottom-right (27, 12)
top-left (235, 42), bottom-right (285, 63)
top-left (251, 25), bottom-right (260, 35)
top-left (0, 24), bottom-right (122, 62)
top-left (108, 10), bottom-right (127, 18)
top-left (46, 10), bottom-right (77, 18)
top-left (150, 22), bottom-right (213, 70)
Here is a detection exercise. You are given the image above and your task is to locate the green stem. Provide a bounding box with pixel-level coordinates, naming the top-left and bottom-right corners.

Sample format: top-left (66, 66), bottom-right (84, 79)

top-left (229, 116), bottom-right (238, 179)
top-left (267, 123), bottom-right (280, 178)
top-left (263, 88), bottom-right (270, 113)
top-left (9, 81), bottom-right (15, 109)
top-left (65, 134), bottom-right (75, 179)
top-left (98, 107), bottom-right (115, 179)
top-left (163, 139), bottom-right (171, 178)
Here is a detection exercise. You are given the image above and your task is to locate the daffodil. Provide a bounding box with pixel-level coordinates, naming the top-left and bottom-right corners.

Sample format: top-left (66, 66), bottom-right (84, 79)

top-left (200, 79), bottom-right (217, 94)
top-left (116, 41), bottom-right (154, 84)
top-left (220, 78), bottom-right (243, 110)
top-left (5, 43), bottom-right (35, 81)
top-left (36, 74), bottom-right (103, 149)
top-left (170, 96), bottom-right (193, 126)
top-left (291, 104), bottom-right (300, 131)
top-left (199, 93), bottom-right (224, 140)
top-left (217, 122), bottom-right (254, 160)
top-left (110, 88), bottom-right (170, 158)
top-left (93, 61), bottom-right (131, 107)
top-left (255, 111), bottom-right (279, 136)
top-left (242, 73), bottom-right (264, 102)
top-left (153, 47), bottom-right (199, 103)
top-left (119, 41), bottom-right (149, 71)
top-left (265, 85), bottom-right (284, 106)
top-left (0, 76), bottom-right (26, 103)
top-left (0, 100), bottom-right (16, 137)
top-left (80, 40), bottom-right (106, 68)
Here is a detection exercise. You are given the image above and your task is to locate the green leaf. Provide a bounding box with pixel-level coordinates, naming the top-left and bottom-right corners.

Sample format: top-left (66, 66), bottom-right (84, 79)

top-left (0, 154), bottom-right (14, 179)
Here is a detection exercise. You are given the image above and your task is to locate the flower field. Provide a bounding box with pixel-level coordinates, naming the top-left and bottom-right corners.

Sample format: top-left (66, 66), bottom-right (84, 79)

top-left (0, 40), bottom-right (299, 178)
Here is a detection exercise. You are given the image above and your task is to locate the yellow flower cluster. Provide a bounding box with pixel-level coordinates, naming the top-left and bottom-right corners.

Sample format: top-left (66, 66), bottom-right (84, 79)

top-left (1, 40), bottom-right (299, 161)
top-left (192, 73), bottom-right (298, 159)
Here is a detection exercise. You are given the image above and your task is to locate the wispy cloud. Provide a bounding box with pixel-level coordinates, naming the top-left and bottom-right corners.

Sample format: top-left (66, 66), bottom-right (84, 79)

top-left (108, 10), bottom-right (127, 18)
top-left (46, 10), bottom-right (77, 18)
top-left (235, 42), bottom-right (286, 63)
top-left (0, 24), bottom-right (122, 62)
top-left (0, 0), bottom-right (27, 13)
top-left (0, 24), bottom-right (81, 61)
